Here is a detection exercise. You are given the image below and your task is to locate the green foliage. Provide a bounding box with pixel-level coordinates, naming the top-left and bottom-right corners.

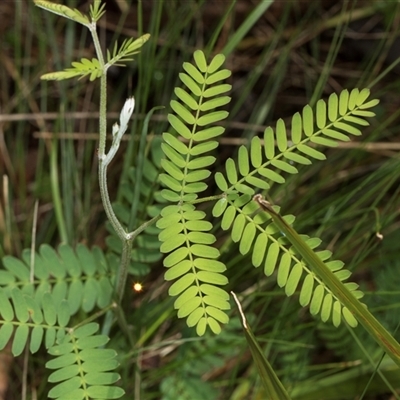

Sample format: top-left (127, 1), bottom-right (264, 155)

top-left (47, 323), bottom-right (124, 399)
top-left (220, 89), bottom-right (376, 326)
top-left (40, 34), bottom-right (150, 81)
top-left (0, 288), bottom-right (69, 356)
top-left (0, 244), bottom-right (123, 398)
top-left (34, 0), bottom-right (105, 25)
top-left (41, 57), bottom-right (104, 82)
top-left (159, 51), bottom-right (379, 332)
top-left (214, 89), bottom-right (379, 196)
top-left (6, 0), bottom-right (396, 398)
top-left (34, 0), bottom-right (90, 26)
top-left (213, 88), bottom-right (377, 327)
top-left (1, 244), bottom-right (116, 314)
top-left (35, 0), bottom-right (149, 82)
top-left (107, 35), bottom-right (151, 67)
top-left (157, 50), bottom-right (232, 336)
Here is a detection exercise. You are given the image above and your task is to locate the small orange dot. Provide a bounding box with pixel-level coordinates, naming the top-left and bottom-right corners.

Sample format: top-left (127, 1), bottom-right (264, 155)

top-left (132, 282), bottom-right (143, 292)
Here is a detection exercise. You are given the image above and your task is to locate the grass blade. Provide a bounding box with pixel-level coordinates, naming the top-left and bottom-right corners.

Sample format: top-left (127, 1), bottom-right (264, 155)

top-left (253, 195), bottom-right (400, 368)
top-left (231, 291), bottom-right (292, 400)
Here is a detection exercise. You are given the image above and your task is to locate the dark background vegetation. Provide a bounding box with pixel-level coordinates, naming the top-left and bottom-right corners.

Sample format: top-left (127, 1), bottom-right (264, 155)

top-left (0, 0), bottom-right (400, 399)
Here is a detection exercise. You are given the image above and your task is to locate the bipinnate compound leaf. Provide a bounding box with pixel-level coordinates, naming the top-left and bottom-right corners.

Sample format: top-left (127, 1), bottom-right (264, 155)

top-left (210, 89), bottom-right (378, 328)
top-left (159, 50), bottom-right (232, 335)
top-left (161, 55), bottom-right (378, 337)
top-left (35, 0), bottom-right (149, 82)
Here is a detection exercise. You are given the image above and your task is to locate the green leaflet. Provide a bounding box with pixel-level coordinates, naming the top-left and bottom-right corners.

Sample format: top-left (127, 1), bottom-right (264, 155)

top-left (175, 87), bottom-right (199, 110)
top-left (264, 242), bottom-right (280, 276)
top-left (285, 263), bottom-right (302, 296)
top-left (276, 119), bottom-right (287, 151)
top-left (193, 126), bottom-right (225, 141)
top-left (231, 213), bottom-right (246, 243)
top-left (163, 132), bottom-right (189, 154)
top-left (302, 105), bottom-right (314, 136)
top-left (251, 136), bottom-right (262, 167)
top-left (226, 158), bottom-right (238, 184)
top-left (0, 290), bottom-right (14, 321)
top-left (252, 234), bottom-right (268, 267)
top-left (203, 84), bottom-right (232, 97)
top-left (191, 141), bottom-right (219, 155)
top-left (310, 284), bottom-right (325, 315)
top-left (239, 222), bottom-right (256, 255)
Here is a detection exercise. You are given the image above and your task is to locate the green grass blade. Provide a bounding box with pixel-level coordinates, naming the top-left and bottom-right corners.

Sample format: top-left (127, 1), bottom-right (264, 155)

top-left (50, 138), bottom-right (68, 244)
top-left (253, 195), bottom-right (400, 368)
top-left (231, 292), bottom-right (292, 400)
top-left (222, 1), bottom-right (275, 57)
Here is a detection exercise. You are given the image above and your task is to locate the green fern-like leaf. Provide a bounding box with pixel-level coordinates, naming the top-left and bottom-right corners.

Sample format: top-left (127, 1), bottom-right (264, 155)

top-left (215, 88), bottom-right (379, 195)
top-left (0, 244), bottom-right (116, 314)
top-left (41, 57), bottom-right (103, 81)
top-left (106, 34), bottom-right (150, 67)
top-left (213, 193), bottom-right (363, 327)
top-left (89, 0), bottom-right (106, 22)
top-left (34, 0), bottom-right (90, 26)
top-left (158, 50), bottom-right (232, 335)
top-left (0, 289), bottom-right (70, 355)
top-left (210, 88), bottom-right (378, 326)
top-left (46, 322), bottom-right (124, 399)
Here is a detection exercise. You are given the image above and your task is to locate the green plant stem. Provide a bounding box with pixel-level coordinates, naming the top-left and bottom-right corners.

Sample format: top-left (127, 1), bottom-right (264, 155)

top-left (89, 22), bottom-right (133, 303)
top-left (50, 138), bottom-right (68, 243)
top-left (90, 21), bottom-right (123, 237)
top-left (73, 302), bottom-right (116, 330)
top-left (254, 194), bottom-right (400, 368)
top-left (98, 162), bottom-right (126, 239)
top-left (115, 239), bottom-right (133, 302)
top-left (190, 193), bottom-right (226, 205)
top-left (87, 16), bottom-right (163, 311)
